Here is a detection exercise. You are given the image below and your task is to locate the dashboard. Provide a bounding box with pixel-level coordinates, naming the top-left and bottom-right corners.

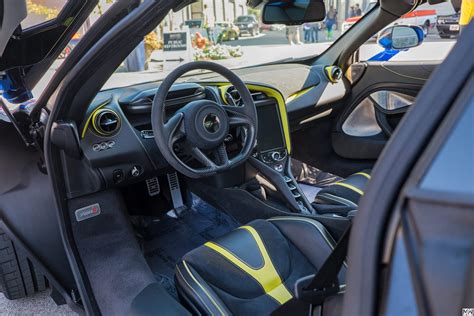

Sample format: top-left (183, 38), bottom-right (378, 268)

top-left (79, 81), bottom-right (291, 188)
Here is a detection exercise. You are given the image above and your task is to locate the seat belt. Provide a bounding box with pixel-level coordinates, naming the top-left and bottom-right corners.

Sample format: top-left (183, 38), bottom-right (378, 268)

top-left (271, 225), bottom-right (351, 316)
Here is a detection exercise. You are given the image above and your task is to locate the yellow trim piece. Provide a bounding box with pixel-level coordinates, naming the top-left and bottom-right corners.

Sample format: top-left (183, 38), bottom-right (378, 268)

top-left (325, 66), bottom-right (337, 83)
top-left (208, 82), bottom-right (291, 154)
top-left (245, 84), bottom-right (292, 154)
top-left (182, 261), bottom-right (226, 315)
top-left (286, 86), bottom-right (315, 103)
top-left (218, 85), bottom-right (230, 104)
top-left (353, 172), bottom-right (371, 180)
top-left (81, 99), bottom-right (111, 139)
top-left (334, 182), bottom-right (364, 195)
top-left (205, 226), bottom-right (293, 305)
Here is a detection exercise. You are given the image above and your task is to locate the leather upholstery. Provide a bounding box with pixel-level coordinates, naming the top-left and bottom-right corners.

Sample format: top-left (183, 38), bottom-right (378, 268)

top-left (175, 216), bottom-right (346, 315)
top-left (315, 170), bottom-right (372, 207)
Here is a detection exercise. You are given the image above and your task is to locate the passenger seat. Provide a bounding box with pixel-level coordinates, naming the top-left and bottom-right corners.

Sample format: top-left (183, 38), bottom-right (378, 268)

top-left (314, 170), bottom-right (371, 207)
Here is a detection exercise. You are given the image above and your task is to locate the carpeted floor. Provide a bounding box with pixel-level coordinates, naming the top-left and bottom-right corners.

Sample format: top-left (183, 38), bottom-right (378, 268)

top-left (141, 195), bottom-right (240, 298)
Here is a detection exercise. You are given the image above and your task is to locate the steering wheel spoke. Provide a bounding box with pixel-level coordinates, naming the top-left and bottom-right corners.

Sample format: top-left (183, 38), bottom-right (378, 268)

top-left (165, 112), bottom-right (185, 146)
top-left (191, 146), bottom-right (217, 169)
top-left (214, 143), bottom-right (230, 166)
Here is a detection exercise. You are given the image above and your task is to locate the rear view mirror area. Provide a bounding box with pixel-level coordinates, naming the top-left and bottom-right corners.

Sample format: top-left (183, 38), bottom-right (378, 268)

top-left (377, 25), bottom-right (425, 51)
top-left (262, 0), bottom-right (326, 25)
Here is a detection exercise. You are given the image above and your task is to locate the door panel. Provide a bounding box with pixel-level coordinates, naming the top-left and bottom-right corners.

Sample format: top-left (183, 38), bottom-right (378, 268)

top-left (291, 61), bottom-right (439, 177)
top-left (332, 61), bottom-right (439, 160)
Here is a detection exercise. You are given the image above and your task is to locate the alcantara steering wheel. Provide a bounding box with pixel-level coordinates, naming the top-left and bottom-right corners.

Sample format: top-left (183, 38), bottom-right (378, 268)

top-left (151, 61), bottom-right (258, 178)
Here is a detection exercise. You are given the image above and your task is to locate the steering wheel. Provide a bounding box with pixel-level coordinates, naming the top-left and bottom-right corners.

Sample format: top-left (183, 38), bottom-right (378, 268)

top-left (151, 61), bottom-right (258, 178)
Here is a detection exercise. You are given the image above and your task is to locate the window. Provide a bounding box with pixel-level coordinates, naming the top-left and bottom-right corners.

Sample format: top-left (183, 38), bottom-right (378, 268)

top-left (22, 0), bottom-right (69, 29)
top-left (359, 1), bottom-right (461, 62)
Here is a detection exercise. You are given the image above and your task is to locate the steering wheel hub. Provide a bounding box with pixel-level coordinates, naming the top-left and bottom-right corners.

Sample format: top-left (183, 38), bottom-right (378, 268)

top-left (182, 100), bottom-right (229, 150)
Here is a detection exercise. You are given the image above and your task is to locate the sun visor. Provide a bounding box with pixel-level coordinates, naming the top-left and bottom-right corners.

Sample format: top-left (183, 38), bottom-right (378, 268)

top-left (0, 0), bottom-right (27, 57)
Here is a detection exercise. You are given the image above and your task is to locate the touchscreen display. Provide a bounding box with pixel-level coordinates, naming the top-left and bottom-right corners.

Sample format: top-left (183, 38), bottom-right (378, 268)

top-left (257, 103), bottom-right (285, 151)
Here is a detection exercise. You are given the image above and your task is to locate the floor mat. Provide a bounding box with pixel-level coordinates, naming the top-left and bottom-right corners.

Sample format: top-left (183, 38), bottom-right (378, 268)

top-left (141, 195), bottom-right (240, 298)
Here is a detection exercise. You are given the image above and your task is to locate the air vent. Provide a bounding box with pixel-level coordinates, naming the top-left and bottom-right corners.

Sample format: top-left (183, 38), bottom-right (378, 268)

top-left (92, 109), bottom-right (121, 136)
top-left (224, 86), bottom-right (269, 105)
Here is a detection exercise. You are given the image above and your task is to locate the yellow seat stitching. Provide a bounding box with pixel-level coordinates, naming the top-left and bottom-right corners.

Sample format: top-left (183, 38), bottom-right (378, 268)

top-left (353, 172), bottom-right (371, 179)
top-left (176, 266), bottom-right (214, 315)
top-left (333, 182), bottom-right (364, 195)
top-left (182, 261), bottom-right (226, 315)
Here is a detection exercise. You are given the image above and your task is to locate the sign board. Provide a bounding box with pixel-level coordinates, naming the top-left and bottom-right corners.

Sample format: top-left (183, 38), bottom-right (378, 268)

top-left (163, 32), bottom-right (188, 51)
top-left (162, 29), bottom-right (193, 71)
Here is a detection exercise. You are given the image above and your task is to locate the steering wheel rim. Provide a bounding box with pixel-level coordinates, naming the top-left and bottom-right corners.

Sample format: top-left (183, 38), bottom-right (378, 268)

top-left (151, 61), bottom-right (258, 178)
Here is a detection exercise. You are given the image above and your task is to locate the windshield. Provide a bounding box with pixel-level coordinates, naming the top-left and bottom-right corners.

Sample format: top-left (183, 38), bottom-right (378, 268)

top-left (32, 0), bottom-right (460, 96)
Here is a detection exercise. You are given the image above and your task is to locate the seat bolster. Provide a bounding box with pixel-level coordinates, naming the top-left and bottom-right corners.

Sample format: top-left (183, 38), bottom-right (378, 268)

top-left (175, 261), bottom-right (231, 316)
top-left (315, 169), bottom-right (372, 206)
top-left (268, 216), bottom-right (346, 283)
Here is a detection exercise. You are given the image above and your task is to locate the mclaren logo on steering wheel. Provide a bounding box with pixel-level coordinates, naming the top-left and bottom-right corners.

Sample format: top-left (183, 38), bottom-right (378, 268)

top-left (203, 113), bottom-right (221, 133)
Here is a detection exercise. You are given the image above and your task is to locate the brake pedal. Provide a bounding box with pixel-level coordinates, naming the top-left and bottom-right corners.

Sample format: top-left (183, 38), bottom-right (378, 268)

top-left (146, 177), bottom-right (160, 196)
top-left (167, 172), bottom-right (186, 216)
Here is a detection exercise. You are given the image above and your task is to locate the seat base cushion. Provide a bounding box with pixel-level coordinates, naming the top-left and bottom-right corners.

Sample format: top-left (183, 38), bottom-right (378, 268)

top-left (175, 216), bottom-right (346, 315)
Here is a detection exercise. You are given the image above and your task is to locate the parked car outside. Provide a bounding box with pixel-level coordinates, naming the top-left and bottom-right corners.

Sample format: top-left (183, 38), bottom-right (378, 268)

top-left (234, 15), bottom-right (260, 36)
top-left (436, 12), bottom-right (460, 38)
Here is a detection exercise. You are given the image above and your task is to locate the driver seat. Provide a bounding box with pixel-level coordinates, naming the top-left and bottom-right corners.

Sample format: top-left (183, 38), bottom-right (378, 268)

top-left (175, 216), bottom-right (346, 315)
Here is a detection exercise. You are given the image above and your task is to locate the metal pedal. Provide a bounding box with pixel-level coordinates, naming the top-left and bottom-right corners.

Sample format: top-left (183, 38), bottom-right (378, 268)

top-left (167, 172), bottom-right (186, 215)
top-left (146, 177), bottom-right (160, 196)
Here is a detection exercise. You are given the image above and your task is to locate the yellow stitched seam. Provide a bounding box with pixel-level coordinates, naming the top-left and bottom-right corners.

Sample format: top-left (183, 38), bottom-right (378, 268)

top-left (353, 172), bottom-right (371, 179)
top-left (182, 261), bottom-right (226, 315)
top-left (334, 182), bottom-right (364, 195)
top-left (176, 266), bottom-right (214, 315)
top-left (205, 226), bottom-right (293, 305)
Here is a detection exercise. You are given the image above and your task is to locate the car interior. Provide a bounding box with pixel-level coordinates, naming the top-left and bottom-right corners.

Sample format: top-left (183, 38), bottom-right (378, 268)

top-left (1, 0), bottom-right (470, 315)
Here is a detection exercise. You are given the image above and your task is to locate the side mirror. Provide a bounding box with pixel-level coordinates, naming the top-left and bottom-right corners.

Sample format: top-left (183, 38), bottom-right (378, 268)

top-left (377, 25), bottom-right (424, 50)
top-left (262, 0), bottom-right (326, 25)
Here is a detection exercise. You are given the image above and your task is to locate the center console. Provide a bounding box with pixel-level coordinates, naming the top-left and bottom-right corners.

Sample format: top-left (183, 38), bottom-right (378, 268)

top-left (250, 100), bottom-right (314, 214)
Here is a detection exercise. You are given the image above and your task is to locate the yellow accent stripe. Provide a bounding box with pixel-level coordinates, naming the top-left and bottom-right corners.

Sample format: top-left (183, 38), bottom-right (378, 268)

top-left (208, 82), bottom-right (292, 153)
top-left (205, 226), bottom-right (293, 305)
top-left (286, 86), bottom-right (315, 103)
top-left (325, 66), bottom-right (337, 83)
top-left (334, 182), bottom-right (364, 195)
top-left (182, 261), bottom-right (226, 315)
top-left (176, 266), bottom-right (214, 315)
top-left (245, 84), bottom-right (292, 154)
top-left (353, 172), bottom-right (371, 179)
top-left (80, 99), bottom-right (111, 139)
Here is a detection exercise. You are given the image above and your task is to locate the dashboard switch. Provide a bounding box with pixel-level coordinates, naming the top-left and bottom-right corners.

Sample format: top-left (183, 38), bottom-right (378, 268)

top-left (112, 169), bottom-right (124, 184)
top-left (130, 165), bottom-right (142, 177)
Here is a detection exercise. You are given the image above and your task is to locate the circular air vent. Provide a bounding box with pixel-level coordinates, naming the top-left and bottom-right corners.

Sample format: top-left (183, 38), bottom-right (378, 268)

top-left (92, 109), bottom-right (121, 136)
top-left (224, 86), bottom-right (242, 106)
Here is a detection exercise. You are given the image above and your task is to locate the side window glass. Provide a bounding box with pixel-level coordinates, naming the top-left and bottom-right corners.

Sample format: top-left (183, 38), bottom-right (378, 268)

top-left (371, 91), bottom-right (415, 111)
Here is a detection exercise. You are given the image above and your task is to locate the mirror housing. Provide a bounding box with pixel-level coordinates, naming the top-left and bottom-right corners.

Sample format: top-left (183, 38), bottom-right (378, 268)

top-left (377, 25), bottom-right (424, 50)
top-left (262, 0), bottom-right (326, 25)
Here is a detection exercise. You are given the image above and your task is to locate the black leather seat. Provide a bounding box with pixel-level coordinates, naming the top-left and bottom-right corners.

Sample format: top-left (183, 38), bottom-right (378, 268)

top-left (175, 216), bottom-right (346, 315)
top-left (315, 170), bottom-right (371, 207)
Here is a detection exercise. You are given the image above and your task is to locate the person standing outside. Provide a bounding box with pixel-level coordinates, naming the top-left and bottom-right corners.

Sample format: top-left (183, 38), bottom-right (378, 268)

top-left (326, 6), bottom-right (337, 40)
top-left (355, 3), bottom-right (362, 16)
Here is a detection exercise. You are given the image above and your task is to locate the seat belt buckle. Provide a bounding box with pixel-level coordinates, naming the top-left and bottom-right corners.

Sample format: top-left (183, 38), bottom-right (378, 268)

top-left (294, 274), bottom-right (340, 305)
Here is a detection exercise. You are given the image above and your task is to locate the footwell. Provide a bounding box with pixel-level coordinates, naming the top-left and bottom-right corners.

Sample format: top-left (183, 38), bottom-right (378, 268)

top-left (138, 195), bottom-right (240, 298)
